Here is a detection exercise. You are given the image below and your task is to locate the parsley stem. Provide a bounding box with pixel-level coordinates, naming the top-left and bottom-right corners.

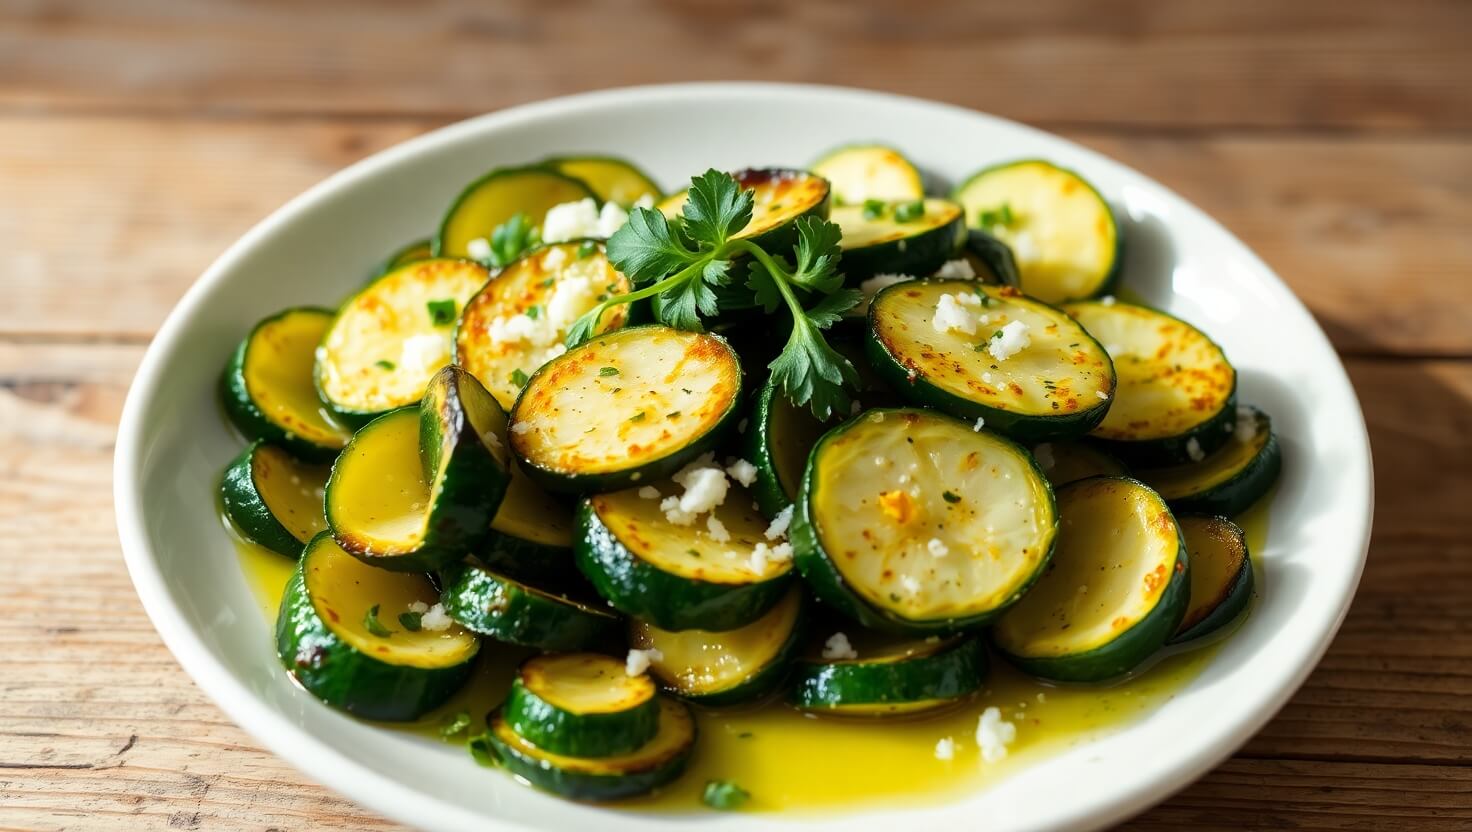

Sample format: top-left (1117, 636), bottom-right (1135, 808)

top-left (729, 240), bottom-right (806, 314)
top-left (570, 256), bottom-right (715, 344)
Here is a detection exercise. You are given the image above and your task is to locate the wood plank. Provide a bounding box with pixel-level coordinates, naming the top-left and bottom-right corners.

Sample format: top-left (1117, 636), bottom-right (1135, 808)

top-left (0, 343), bottom-right (1467, 832)
top-left (1, 0), bottom-right (1469, 131)
top-left (4, 116), bottom-right (1471, 354)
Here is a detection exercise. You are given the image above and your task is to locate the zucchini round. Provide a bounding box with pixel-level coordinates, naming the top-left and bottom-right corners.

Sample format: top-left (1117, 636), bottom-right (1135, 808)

top-left (868, 280), bottom-right (1115, 442)
top-left (993, 476), bottom-right (1189, 682)
top-left (576, 476), bottom-right (793, 631)
top-left (831, 198), bottom-right (965, 283)
top-left (541, 156), bottom-right (661, 207)
top-left (658, 168), bottom-right (830, 254)
top-left (1032, 440), bottom-right (1129, 488)
top-left (509, 325), bottom-right (743, 494)
top-left (1171, 515), bottom-right (1254, 645)
top-left (791, 631), bottom-right (987, 716)
top-left (478, 470), bottom-right (578, 582)
top-left (810, 144), bottom-right (924, 204)
top-left (1064, 300), bottom-right (1237, 466)
top-left (434, 165), bottom-right (596, 259)
top-left (477, 697), bottom-right (695, 802)
top-left (744, 377), bottom-right (844, 518)
top-left (220, 307), bottom-right (351, 460)
top-left (628, 585), bottom-right (804, 705)
top-left (326, 367), bottom-right (511, 571)
top-left (504, 653), bottom-right (659, 757)
top-left (275, 532), bottom-right (479, 721)
top-left (1137, 406), bottom-right (1281, 516)
top-left (792, 408), bottom-right (1058, 635)
top-left (438, 560), bottom-right (620, 651)
top-left (456, 240), bottom-right (634, 410)
top-left (952, 159), bottom-right (1120, 303)
top-left (374, 238), bottom-right (433, 279)
top-left (316, 259), bottom-right (489, 425)
top-left (220, 440), bottom-right (329, 557)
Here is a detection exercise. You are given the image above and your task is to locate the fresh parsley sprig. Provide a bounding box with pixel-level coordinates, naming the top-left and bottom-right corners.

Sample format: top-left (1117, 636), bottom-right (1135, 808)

top-left (565, 169), bottom-right (860, 419)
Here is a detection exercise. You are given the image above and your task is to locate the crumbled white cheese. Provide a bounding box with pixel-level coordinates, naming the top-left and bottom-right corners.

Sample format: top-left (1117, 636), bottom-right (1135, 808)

top-left (546, 273), bottom-right (597, 327)
top-left (859, 272), bottom-right (914, 301)
top-left (899, 574), bottom-right (921, 595)
top-left (765, 504), bottom-right (794, 541)
top-left (1186, 437), bottom-right (1206, 462)
top-left (510, 419), bottom-right (534, 435)
top-left (478, 428), bottom-right (503, 453)
top-left (1033, 443), bottom-right (1056, 472)
top-left (976, 706), bottom-right (1017, 763)
top-left (748, 540), bottom-right (793, 575)
top-left (1095, 390), bottom-right (1109, 400)
top-left (637, 486), bottom-right (660, 499)
top-left (542, 198), bottom-right (601, 243)
top-left (466, 237), bottom-right (493, 262)
top-left (973, 416), bottom-right (986, 432)
top-left (399, 334), bottom-right (450, 375)
top-left (934, 737), bottom-right (956, 760)
top-left (987, 320), bottom-right (1032, 361)
top-left (633, 194), bottom-right (656, 209)
top-left (487, 311), bottom-right (554, 346)
top-left (660, 459), bottom-right (730, 525)
top-left (1234, 406), bottom-right (1259, 444)
top-left (982, 372), bottom-right (994, 384)
top-left (956, 292), bottom-right (982, 307)
top-left (625, 648), bottom-right (663, 676)
top-left (932, 293), bottom-right (979, 335)
top-left (596, 201), bottom-right (631, 237)
top-left (407, 601), bottom-right (429, 614)
top-left (725, 459), bottom-right (758, 488)
top-left (419, 603), bottom-right (453, 632)
top-left (706, 515), bottom-right (731, 543)
top-left (1100, 295), bottom-right (1117, 307)
top-left (927, 538), bottom-right (950, 558)
top-left (543, 343), bottom-right (567, 360)
top-left (821, 632), bottom-right (858, 661)
top-left (542, 245), bottom-right (568, 271)
top-left (933, 259), bottom-right (976, 280)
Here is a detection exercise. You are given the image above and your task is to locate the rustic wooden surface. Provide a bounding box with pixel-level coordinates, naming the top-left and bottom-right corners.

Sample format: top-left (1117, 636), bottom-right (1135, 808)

top-left (2, 1), bottom-right (1470, 829)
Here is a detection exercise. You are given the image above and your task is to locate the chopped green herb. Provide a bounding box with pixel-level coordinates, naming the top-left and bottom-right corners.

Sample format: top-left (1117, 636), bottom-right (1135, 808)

top-left (397, 611), bottom-right (423, 631)
top-left (363, 604), bottom-right (392, 638)
top-left (893, 199), bottom-right (926, 223)
top-left (485, 212), bottom-right (541, 267)
top-left (991, 330), bottom-right (1004, 340)
top-left (686, 548), bottom-right (701, 558)
top-left (667, 410), bottom-right (681, 419)
top-left (467, 733), bottom-right (498, 768)
top-left (427, 299), bottom-right (457, 326)
top-left (599, 366), bottom-right (621, 377)
top-left (942, 491), bottom-right (961, 504)
top-left (538, 277), bottom-right (556, 288)
top-left (702, 780), bottom-right (751, 811)
top-left (525, 304), bottom-right (541, 320)
top-left (577, 240), bottom-right (598, 259)
top-left (374, 359), bottom-right (396, 370)
top-left (978, 202), bottom-right (1016, 229)
top-left (861, 199), bottom-right (886, 221)
top-left (509, 368), bottom-right (530, 387)
top-left (439, 710), bottom-right (473, 738)
top-left (629, 411), bottom-right (647, 423)
top-left (979, 295), bottom-right (995, 307)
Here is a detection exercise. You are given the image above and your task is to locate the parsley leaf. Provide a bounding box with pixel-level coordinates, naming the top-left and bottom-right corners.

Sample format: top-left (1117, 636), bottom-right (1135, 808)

top-left (363, 605), bottom-right (392, 638)
top-left (861, 199), bottom-right (886, 221)
top-left (374, 359), bottom-right (396, 370)
top-left (681, 168), bottom-right (754, 248)
top-left (486, 212), bottom-right (540, 267)
top-left (702, 780), bottom-right (751, 811)
top-left (606, 207), bottom-right (698, 285)
top-left (525, 304), bottom-right (540, 320)
top-left (598, 366), bottom-right (620, 377)
top-left (942, 491), bottom-right (961, 504)
top-left (398, 611), bottom-right (423, 631)
top-left (977, 202), bottom-right (1015, 229)
top-left (426, 299), bottom-right (457, 326)
top-left (894, 199), bottom-right (926, 223)
top-left (576, 240), bottom-right (598, 259)
top-left (509, 368), bottom-right (529, 388)
top-left (767, 316), bottom-right (860, 420)
top-left (788, 216), bottom-right (844, 293)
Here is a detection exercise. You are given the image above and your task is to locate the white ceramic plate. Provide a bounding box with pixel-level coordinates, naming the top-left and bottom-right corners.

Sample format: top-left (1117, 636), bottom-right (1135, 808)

top-left (116, 83), bottom-right (1372, 832)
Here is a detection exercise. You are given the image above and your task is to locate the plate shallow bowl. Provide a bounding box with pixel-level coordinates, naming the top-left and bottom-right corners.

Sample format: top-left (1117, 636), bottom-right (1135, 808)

top-left (116, 82), bottom-right (1372, 832)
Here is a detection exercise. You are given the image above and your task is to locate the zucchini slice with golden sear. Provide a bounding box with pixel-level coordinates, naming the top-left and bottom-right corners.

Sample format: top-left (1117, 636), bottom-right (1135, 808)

top-left (478, 470), bottom-right (579, 582)
top-left (221, 307), bottom-right (351, 461)
top-left (811, 144), bottom-right (925, 205)
top-left (220, 440), bottom-right (329, 557)
top-left (953, 159), bottom-right (1121, 303)
top-left (326, 367), bottom-right (511, 572)
top-left (577, 472), bottom-right (794, 632)
top-left (276, 532), bottom-right (480, 721)
top-left (1170, 515), bottom-right (1255, 645)
top-left (438, 559), bottom-right (620, 652)
top-left (791, 629), bottom-right (988, 716)
top-left (993, 477), bottom-right (1189, 682)
top-left (1031, 440), bottom-right (1129, 488)
top-left (503, 653), bottom-right (660, 758)
top-left (1137, 405), bottom-right (1281, 517)
top-left (316, 258), bottom-right (489, 426)
top-left (434, 165), bottom-right (596, 259)
top-left (658, 167), bottom-right (830, 256)
top-left (868, 280), bottom-right (1115, 443)
top-left (831, 198), bottom-right (965, 283)
top-left (629, 584), bottom-right (805, 706)
top-left (541, 155), bottom-right (662, 207)
top-left (455, 240), bottom-right (634, 410)
top-left (509, 325), bottom-right (744, 494)
top-left (792, 408), bottom-right (1059, 635)
top-left (1064, 300), bottom-right (1237, 466)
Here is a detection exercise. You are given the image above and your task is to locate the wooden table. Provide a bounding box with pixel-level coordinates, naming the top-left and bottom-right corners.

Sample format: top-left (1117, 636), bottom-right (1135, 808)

top-left (3, 2), bottom-right (1469, 829)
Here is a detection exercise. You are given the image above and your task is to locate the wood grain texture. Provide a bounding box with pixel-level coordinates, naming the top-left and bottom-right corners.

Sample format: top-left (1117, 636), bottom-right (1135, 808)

top-left (2, 0), bottom-right (1470, 131)
top-left (5, 116), bottom-right (1471, 353)
top-left (0, 344), bottom-right (1466, 828)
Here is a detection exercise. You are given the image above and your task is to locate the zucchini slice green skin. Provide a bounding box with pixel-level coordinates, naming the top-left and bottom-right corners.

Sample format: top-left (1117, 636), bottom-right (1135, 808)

top-left (744, 377), bottom-right (843, 518)
top-left (1034, 440), bottom-right (1130, 488)
top-left (220, 306), bottom-right (350, 461)
top-left (1064, 300), bottom-right (1238, 466)
top-left (438, 560), bottom-right (620, 651)
top-left (963, 228), bottom-right (1022, 286)
top-left (477, 476), bottom-right (579, 584)
top-left (831, 198), bottom-right (965, 283)
top-left (1138, 407), bottom-right (1281, 517)
top-left (992, 477), bottom-right (1190, 683)
top-left (810, 144), bottom-right (925, 204)
top-left (791, 635), bottom-right (988, 715)
top-left (540, 155), bottom-right (662, 207)
top-left (477, 698), bottom-right (695, 802)
top-left (220, 440), bottom-right (329, 557)
top-left (275, 533), bottom-right (479, 721)
top-left (792, 408), bottom-right (1059, 636)
top-left (374, 238), bottom-right (433, 280)
top-left (575, 495), bottom-right (793, 632)
top-left (503, 654), bottom-right (660, 758)
top-left (629, 586), bottom-right (805, 706)
top-left (1170, 515), bottom-right (1255, 645)
top-left (434, 165), bottom-right (596, 259)
top-left (867, 280), bottom-right (1116, 443)
top-left (509, 325), bottom-right (744, 495)
top-left (952, 159), bottom-right (1121, 304)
